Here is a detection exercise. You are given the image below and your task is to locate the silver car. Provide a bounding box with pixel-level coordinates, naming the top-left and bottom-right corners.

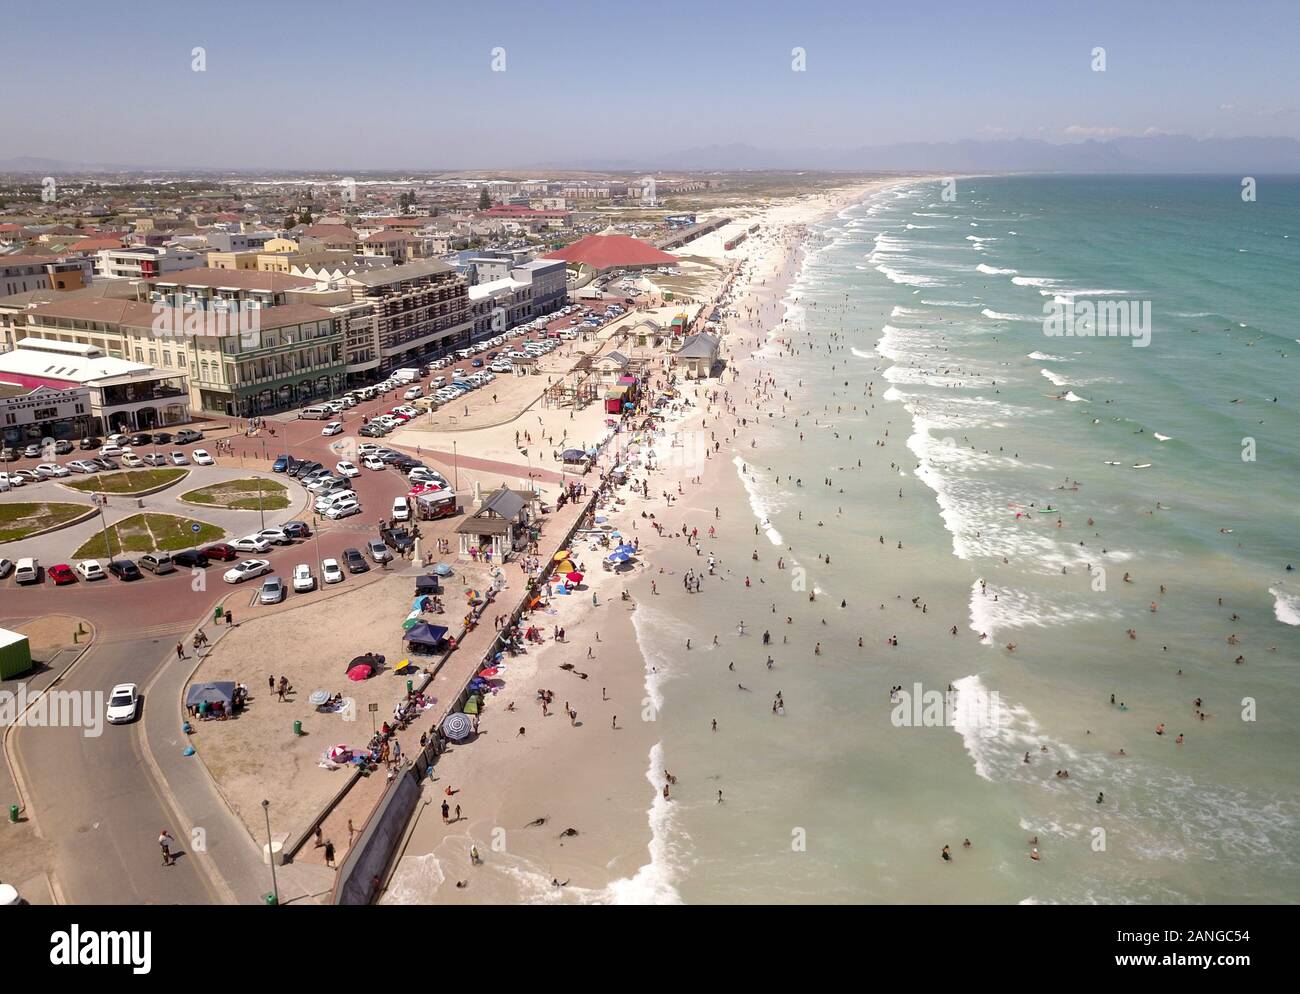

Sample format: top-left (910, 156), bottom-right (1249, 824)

top-left (259, 576), bottom-right (286, 604)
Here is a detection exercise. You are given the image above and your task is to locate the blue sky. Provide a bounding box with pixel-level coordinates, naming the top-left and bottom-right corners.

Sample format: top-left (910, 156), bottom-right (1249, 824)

top-left (3, 0), bottom-right (1298, 168)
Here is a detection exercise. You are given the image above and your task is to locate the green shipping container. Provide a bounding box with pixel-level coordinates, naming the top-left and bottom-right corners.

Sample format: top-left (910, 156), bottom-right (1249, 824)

top-left (0, 628), bottom-right (33, 681)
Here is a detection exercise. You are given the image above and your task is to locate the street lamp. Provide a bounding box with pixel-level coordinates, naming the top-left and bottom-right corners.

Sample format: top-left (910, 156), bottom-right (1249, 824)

top-left (257, 478), bottom-right (265, 531)
top-left (452, 440), bottom-right (458, 492)
top-left (261, 799), bottom-right (279, 906)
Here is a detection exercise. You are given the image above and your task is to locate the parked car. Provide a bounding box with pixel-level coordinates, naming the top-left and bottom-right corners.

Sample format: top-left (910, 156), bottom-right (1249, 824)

top-left (98, 445), bottom-right (123, 458)
top-left (292, 461), bottom-right (322, 479)
top-left (321, 422), bottom-right (343, 436)
top-left (138, 553), bottom-right (176, 575)
top-left (49, 563), bottom-right (77, 585)
top-left (75, 560), bottom-right (106, 581)
top-left (272, 454), bottom-right (295, 473)
top-left (66, 460), bottom-right (99, 474)
top-left (91, 457), bottom-right (118, 471)
top-left (192, 449), bottom-right (214, 465)
top-left (391, 497), bottom-right (411, 521)
top-left (168, 451), bottom-right (189, 466)
top-left (172, 549), bottom-right (209, 569)
top-left (224, 559), bottom-right (272, 584)
top-left (321, 558), bottom-right (344, 584)
top-left (121, 453), bottom-right (145, 469)
top-left (174, 429), bottom-right (203, 444)
top-left (106, 683), bottom-right (140, 724)
top-left (323, 498), bottom-right (361, 520)
top-left (129, 433), bottom-right (153, 447)
top-left (13, 470), bottom-right (40, 484)
top-left (53, 439), bottom-right (74, 455)
top-left (0, 558), bottom-right (12, 579)
top-left (79, 436), bottom-right (102, 450)
top-left (366, 540), bottom-right (393, 564)
top-left (256, 527), bottom-right (292, 546)
top-left (107, 559), bottom-right (143, 581)
top-left (200, 543), bottom-right (239, 562)
top-left (342, 548), bottom-right (368, 573)
top-left (14, 558), bottom-right (40, 584)
top-left (363, 455), bottom-right (386, 471)
top-left (154, 432), bottom-right (173, 445)
top-left (292, 564), bottom-right (316, 593)
top-left (36, 463), bottom-right (70, 478)
top-left (259, 576), bottom-right (286, 605)
top-left (230, 535), bottom-right (271, 554)
top-left (281, 521), bottom-right (311, 539)
top-left (142, 453), bottom-right (168, 467)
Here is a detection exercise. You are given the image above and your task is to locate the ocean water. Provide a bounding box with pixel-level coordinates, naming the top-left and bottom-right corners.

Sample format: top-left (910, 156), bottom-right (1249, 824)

top-left (637, 176), bottom-right (1300, 904)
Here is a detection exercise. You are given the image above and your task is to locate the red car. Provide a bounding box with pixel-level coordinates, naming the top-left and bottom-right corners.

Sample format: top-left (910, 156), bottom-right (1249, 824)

top-left (49, 563), bottom-right (77, 585)
top-left (200, 543), bottom-right (239, 562)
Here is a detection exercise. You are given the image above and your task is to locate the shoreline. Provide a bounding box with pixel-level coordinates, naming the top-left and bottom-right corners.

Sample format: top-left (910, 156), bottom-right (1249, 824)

top-left (383, 175), bottom-right (930, 904)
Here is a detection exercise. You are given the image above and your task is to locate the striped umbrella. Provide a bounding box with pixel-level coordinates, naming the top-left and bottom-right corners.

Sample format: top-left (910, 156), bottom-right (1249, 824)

top-left (442, 712), bottom-right (473, 740)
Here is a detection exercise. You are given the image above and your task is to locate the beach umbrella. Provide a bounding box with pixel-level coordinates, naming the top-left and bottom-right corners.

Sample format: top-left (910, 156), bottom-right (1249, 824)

top-left (402, 618), bottom-right (420, 631)
top-left (607, 551), bottom-right (632, 564)
top-left (463, 698), bottom-right (480, 715)
top-left (479, 667), bottom-right (500, 679)
top-left (553, 550), bottom-right (571, 561)
top-left (614, 544), bottom-right (636, 555)
top-left (556, 559), bottom-right (575, 573)
top-left (346, 663), bottom-right (372, 681)
top-left (566, 571), bottom-right (584, 583)
top-left (393, 659), bottom-right (417, 674)
top-left (466, 589), bottom-right (482, 601)
top-left (609, 531), bottom-right (622, 538)
top-left (442, 713), bottom-right (472, 741)
top-left (433, 562), bottom-right (454, 577)
top-left (328, 745), bottom-right (352, 762)
top-left (309, 690), bottom-right (329, 707)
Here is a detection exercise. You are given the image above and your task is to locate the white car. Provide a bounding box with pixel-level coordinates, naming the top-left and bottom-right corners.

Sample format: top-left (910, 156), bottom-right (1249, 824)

top-left (106, 683), bottom-right (140, 724)
top-left (75, 560), bottom-right (107, 581)
top-left (169, 451), bottom-right (189, 466)
top-left (321, 558), bottom-right (344, 584)
top-left (391, 497), bottom-right (411, 521)
top-left (192, 449), bottom-right (214, 465)
top-left (315, 491), bottom-right (354, 512)
top-left (121, 453), bottom-right (144, 468)
top-left (292, 563), bottom-right (316, 592)
top-left (358, 442), bottom-right (381, 455)
top-left (321, 422), bottom-right (343, 436)
top-left (256, 527), bottom-right (292, 546)
top-left (230, 535), bottom-right (272, 554)
top-left (306, 475), bottom-right (341, 493)
top-left (107, 433), bottom-right (131, 448)
top-left (66, 460), bottom-right (99, 474)
top-left (36, 463), bottom-right (70, 479)
top-left (336, 461), bottom-right (360, 478)
top-left (224, 559), bottom-right (272, 583)
top-left (403, 386), bottom-right (423, 400)
top-left (0, 473), bottom-right (22, 489)
top-left (323, 498), bottom-right (361, 520)
top-left (100, 445), bottom-right (124, 457)
top-left (363, 455), bottom-right (386, 471)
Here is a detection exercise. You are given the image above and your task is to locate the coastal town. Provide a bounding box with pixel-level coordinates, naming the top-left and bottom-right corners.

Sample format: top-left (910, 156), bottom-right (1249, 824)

top-left (0, 165), bottom-right (897, 905)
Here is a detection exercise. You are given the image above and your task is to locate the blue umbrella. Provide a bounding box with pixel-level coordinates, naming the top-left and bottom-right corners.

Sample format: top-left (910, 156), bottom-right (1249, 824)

top-left (433, 562), bottom-right (454, 577)
top-left (606, 551), bottom-right (632, 564)
top-left (614, 544), bottom-right (637, 555)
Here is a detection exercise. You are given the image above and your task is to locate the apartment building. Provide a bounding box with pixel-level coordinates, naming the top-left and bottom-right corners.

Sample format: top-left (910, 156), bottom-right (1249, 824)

top-left (0, 255), bottom-right (95, 299)
top-left (96, 245), bottom-right (205, 280)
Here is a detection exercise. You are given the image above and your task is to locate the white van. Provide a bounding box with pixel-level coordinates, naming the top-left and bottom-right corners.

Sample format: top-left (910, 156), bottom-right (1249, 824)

top-left (300, 406), bottom-right (331, 420)
top-left (15, 558), bottom-right (39, 585)
top-left (430, 376), bottom-right (446, 389)
top-left (391, 497), bottom-right (411, 522)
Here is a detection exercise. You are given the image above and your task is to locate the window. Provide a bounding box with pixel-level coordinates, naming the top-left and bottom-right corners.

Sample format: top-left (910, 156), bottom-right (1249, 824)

top-left (135, 348), bottom-right (144, 362)
top-left (149, 349), bottom-right (157, 363)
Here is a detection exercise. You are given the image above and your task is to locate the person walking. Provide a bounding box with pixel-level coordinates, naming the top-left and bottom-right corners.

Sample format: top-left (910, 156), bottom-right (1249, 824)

top-left (159, 829), bottom-right (176, 866)
top-left (324, 839), bottom-right (336, 867)
top-left (175, 642), bottom-right (185, 660)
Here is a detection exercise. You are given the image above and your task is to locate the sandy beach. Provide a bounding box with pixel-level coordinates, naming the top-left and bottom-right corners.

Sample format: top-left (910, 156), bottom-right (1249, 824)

top-left (383, 175), bottom-right (928, 903)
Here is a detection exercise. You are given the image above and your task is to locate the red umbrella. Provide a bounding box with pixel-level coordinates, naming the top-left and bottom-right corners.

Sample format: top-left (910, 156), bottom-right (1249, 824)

top-left (478, 667), bottom-right (500, 679)
top-left (566, 571), bottom-right (584, 583)
top-left (346, 663), bottom-right (373, 681)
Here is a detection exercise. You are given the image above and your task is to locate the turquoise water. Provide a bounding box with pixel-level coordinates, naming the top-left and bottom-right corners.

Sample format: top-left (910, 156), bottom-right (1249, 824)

top-left (641, 176), bottom-right (1300, 904)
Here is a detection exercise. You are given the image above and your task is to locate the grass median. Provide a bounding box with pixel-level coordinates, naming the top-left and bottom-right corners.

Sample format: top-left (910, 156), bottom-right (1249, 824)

top-left (0, 501), bottom-right (92, 542)
top-left (72, 513), bottom-right (225, 558)
top-left (181, 477), bottom-right (290, 511)
top-left (63, 468), bottom-right (187, 495)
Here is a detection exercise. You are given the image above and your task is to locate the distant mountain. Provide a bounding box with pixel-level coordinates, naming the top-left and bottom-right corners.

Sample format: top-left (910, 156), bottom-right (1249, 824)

top-left (6, 134), bottom-right (1300, 176)
top-left (552, 135), bottom-right (1300, 174)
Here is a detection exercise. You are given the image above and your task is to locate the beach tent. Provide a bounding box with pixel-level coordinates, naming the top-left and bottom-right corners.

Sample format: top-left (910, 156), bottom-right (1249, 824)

top-left (406, 622), bottom-right (449, 648)
top-left (185, 681), bottom-right (235, 709)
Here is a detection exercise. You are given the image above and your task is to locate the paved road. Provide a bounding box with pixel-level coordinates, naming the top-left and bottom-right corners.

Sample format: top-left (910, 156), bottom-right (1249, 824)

top-left (12, 636), bottom-right (219, 904)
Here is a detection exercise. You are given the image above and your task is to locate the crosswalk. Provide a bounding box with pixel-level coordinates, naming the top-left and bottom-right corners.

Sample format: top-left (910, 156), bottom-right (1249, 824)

top-left (99, 620), bottom-right (194, 644)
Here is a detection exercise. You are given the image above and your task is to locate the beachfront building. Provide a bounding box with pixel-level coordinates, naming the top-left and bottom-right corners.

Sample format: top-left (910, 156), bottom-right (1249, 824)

top-left (95, 245), bottom-right (205, 280)
top-left (673, 332), bottom-right (721, 378)
top-left (0, 382), bottom-right (93, 448)
top-left (543, 233), bottom-right (677, 277)
top-left (15, 295), bottom-right (344, 417)
top-left (329, 260), bottom-right (474, 378)
top-left (455, 487), bottom-right (536, 561)
top-left (0, 340), bottom-right (190, 433)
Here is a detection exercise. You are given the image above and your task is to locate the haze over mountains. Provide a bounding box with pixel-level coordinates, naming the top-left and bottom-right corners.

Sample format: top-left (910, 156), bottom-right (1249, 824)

top-left (3, 135), bottom-right (1300, 175)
